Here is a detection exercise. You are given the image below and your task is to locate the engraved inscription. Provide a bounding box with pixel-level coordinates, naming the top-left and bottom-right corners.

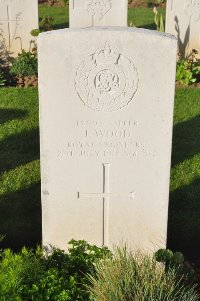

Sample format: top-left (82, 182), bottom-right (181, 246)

top-left (57, 119), bottom-right (155, 159)
top-left (58, 141), bottom-right (151, 158)
top-left (87, 0), bottom-right (111, 20)
top-left (75, 43), bottom-right (139, 112)
top-left (78, 163), bottom-right (134, 246)
top-left (185, 0), bottom-right (200, 20)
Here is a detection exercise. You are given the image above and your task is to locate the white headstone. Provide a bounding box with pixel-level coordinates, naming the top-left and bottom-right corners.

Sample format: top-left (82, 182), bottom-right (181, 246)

top-left (0, 0), bottom-right (38, 55)
top-left (69, 0), bottom-right (128, 28)
top-left (38, 27), bottom-right (177, 252)
top-left (166, 0), bottom-right (200, 57)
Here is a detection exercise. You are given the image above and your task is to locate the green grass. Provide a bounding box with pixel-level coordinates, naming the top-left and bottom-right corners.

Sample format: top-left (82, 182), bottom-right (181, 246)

top-left (39, 5), bottom-right (69, 29)
top-left (128, 7), bottom-right (165, 29)
top-left (168, 88), bottom-right (200, 259)
top-left (0, 87), bottom-right (200, 259)
top-left (0, 88), bottom-right (41, 250)
top-left (38, 5), bottom-right (166, 30)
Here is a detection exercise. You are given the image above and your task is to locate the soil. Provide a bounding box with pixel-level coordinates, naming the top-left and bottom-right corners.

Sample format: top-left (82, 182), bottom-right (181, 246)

top-left (128, 0), bottom-right (166, 8)
top-left (39, 0), bottom-right (66, 7)
top-left (48, 1), bottom-right (66, 7)
top-left (128, 0), bottom-right (148, 7)
top-left (176, 81), bottom-right (200, 88)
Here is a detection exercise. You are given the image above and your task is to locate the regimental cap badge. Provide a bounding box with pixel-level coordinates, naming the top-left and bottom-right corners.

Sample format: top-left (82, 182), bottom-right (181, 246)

top-left (75, 43), bottom-right (139, 112)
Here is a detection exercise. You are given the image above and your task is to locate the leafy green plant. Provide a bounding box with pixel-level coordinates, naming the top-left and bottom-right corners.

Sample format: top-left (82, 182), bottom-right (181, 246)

top-left (0, 240), bottom-right (110, 301)
top-left (176, 50), bottom-right (200, 85)
top-left (129, 20), bottom-right (136, 27)
top-left (153, 6), bottom-right (164, 32)
top-left (31, 15), bottom-right (54, 38)
top-left (88, 247), bottom-right (198, 301)
top-left (0, 70), bottom-right (6, 86)
top-left (0, 247), bottom-right (42, 301)
top-left (31, 29), bottom-right (41, 37)
top-left (10, 51), bottom-right (38, 77)
top-left (0, 31), bottom-right (8, 55)
top-left (63, 0), bottom-right (68, 5)
top-left (29, 239), bottom-right (111, 301)
top-left (0, 235), bottom-right (5, 244)
top-left (41, 16), bottom-right (54, 31)
top-left (155, 0), bottom-right (166, 4)
top-left (155, 249), bottom-right (196, 284)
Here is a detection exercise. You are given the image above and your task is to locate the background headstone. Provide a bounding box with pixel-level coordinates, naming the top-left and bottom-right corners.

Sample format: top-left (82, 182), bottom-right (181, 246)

top-left (166, 0), bottom-right (200, 57)
top-left (38, 27), bottom-right (177, 252)
top-left (0, 0), bottom-right (38, 56)
top-left (69, 0), bottom-right (128, 28)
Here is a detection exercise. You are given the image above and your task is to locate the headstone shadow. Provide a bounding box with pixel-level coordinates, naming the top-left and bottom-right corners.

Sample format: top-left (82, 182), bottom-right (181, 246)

top-left (53, 22), bottom-right (69, 30)
top-left (171, 115), bottom-right (200, 168)
top-left (168, 114), bottom-right (200, 259)
top-left (0, 182), bottom-right (41, 250)
top-left (0, 108), bottom-right (27, 125)
top-left (167, 178), bottom-right (200, 259)
top-left (138, 23), bottom-right (156, 30)
top-left (0, 128), bottom-right (40, 174)
top-left (175, 15), bottom-right (190, 58)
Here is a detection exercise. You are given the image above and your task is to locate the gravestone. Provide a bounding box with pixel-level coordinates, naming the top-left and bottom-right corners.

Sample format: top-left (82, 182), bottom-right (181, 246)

top-left (38, 27), bottom-right (177, 252)
top-left (69, 0), bottom-right (128, 28)
top-left (166, 0), bottom-right (200, 57)
top-left (0, 0), bottom-right (38, 55)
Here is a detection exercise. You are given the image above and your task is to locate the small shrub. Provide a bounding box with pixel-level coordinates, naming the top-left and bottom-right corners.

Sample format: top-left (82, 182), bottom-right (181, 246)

top-left (0, 240), bottom-right (110, 301)
top-left (155, 249), bottom-right (196, 284)
top-left (63, 0), bottom-right (69, 5)
top-left (0, 69), bottom-right (6, 86)
top-left (153, 6), bottom-right (164, 32)
top-left (31, 29), bottom-right (41, 37)
top-left (176, 50), bottom-right (200, 85)
top-left (41, 16), bottom-right (54, 31)
top-left (10, 50), bottom-right (38, 87)
top-left (88, 247), bottom-right (198, 301)
top-left (0, 235), bottom-right (5, 244)
top-left (10, 50), bottom-right (38, 77)
top-left (0, 247), bottom-right (43, 301)
top-left (31, 16), bottom-right (54, 36)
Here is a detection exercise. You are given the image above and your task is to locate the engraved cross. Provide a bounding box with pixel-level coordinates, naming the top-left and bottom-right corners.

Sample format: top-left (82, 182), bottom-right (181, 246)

top-left (78, 163), bottom-right (134, 246)
top-left (0, 5), bottom-right (21, 50)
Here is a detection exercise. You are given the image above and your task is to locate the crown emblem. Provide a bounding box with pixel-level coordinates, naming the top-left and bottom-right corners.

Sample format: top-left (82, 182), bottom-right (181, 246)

top-left (95, 43), bottom-right (120, 65)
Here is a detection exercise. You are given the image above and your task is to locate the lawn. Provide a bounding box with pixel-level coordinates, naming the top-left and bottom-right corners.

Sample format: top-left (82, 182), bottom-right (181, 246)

top-left (0, 5), bottom-right (200, 260)
top-left (0, 89), bottom-right (41, 250)
top-left (168, 88), bottom-right (200, 259)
